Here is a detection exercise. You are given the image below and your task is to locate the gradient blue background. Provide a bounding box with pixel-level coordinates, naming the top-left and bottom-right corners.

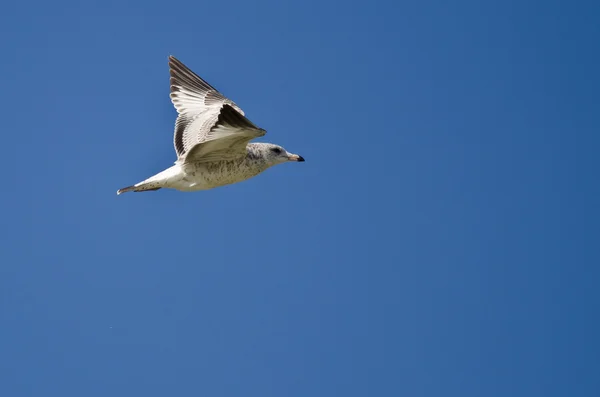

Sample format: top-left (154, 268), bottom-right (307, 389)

top-left (1, 1), bottom-right (598, 396)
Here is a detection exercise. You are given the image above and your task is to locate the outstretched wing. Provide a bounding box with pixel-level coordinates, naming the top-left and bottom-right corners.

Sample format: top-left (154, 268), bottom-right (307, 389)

top-left (168, 56), bottom-right (265, 162)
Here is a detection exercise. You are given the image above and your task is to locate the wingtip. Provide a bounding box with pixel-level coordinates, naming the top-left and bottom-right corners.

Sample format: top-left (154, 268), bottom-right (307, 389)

top-left (168, 55), bottom-right (181, 66)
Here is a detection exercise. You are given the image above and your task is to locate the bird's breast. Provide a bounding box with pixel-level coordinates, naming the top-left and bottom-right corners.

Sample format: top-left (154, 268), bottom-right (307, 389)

top-left (184, 158), bottom-right (268, 189)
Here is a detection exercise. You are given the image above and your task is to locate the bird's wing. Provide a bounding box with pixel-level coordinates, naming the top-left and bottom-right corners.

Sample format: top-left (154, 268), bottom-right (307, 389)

top-left (168, 56), bottom-right (265, 163)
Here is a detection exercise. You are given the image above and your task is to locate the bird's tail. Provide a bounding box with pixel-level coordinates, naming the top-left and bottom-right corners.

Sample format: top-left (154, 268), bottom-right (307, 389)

top-left (116, 184), bottom-right (162, 195)
top-left (117, 166), bottom-right (178, 195)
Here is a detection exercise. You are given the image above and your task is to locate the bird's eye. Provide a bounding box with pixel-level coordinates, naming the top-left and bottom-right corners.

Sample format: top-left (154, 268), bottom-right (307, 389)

top-left (271, 147), bottom-right (282, 154)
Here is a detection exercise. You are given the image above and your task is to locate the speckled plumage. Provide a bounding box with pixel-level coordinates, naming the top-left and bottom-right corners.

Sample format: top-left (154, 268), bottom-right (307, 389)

top-left (117, 56), bottom-right (304, 195)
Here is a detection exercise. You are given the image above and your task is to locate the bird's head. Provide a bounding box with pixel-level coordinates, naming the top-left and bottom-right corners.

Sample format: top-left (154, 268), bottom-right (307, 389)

top-left (264, 144), bottom-right (305, 165)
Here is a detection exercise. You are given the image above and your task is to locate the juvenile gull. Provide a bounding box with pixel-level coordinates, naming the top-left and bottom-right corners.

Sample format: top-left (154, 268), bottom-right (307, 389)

top-left (117, 56), bottom-right (304, 195)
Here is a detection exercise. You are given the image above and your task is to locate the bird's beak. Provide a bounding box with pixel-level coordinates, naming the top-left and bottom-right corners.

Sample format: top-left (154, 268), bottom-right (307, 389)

top-left (288, 154), bottom-right (305, 162)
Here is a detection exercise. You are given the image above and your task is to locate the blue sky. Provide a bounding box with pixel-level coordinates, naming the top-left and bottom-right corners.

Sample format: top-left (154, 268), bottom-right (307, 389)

top-left (1, 0), bottom-right (599, 396)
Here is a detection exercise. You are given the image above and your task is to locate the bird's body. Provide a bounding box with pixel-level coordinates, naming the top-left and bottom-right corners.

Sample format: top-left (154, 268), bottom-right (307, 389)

top-left (118, 143), bottom-right (279, 194)
top-left (117, 56), bottom-right (304, 195)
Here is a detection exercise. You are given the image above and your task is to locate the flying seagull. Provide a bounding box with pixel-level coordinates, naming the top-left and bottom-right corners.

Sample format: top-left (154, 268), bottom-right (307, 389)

top-left (117, 56), bottom-right (304, 195)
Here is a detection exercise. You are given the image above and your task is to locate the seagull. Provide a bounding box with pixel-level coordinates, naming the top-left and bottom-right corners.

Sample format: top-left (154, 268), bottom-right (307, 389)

top-left (117, 56), bottom-right (304, 195)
